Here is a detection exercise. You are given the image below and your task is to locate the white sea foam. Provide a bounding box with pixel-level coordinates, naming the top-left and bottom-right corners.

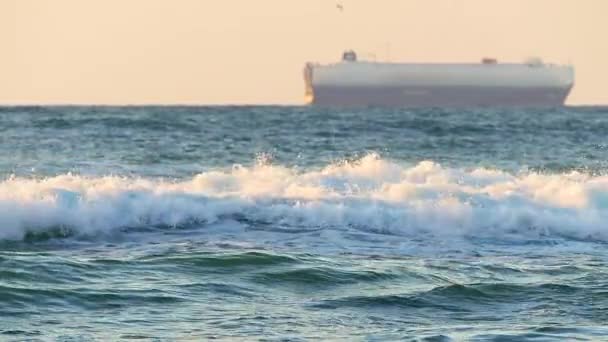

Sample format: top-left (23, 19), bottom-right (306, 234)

top-left (1, 154), bottom-right (607, 242)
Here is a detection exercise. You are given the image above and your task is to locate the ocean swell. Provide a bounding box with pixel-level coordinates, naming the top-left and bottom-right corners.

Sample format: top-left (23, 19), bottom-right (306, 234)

top-left (0, 154), bottom-right (607, 242)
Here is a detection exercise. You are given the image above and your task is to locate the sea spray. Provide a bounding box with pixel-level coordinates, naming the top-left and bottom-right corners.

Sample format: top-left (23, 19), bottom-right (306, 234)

top-left (0, 154), bottom-right (606, 242)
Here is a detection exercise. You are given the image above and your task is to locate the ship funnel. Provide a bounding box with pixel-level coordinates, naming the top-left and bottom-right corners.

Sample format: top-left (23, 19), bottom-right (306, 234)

top-left (342, 50), bottom-right (357, 62)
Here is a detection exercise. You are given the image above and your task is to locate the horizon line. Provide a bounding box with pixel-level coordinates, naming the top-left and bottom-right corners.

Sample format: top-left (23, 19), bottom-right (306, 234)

top-left (0, 102), bottom-right (607, 108)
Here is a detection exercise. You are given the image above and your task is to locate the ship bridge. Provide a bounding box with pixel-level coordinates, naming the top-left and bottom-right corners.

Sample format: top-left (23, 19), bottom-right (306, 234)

top-left (342, 50), bottom-right (357, 62)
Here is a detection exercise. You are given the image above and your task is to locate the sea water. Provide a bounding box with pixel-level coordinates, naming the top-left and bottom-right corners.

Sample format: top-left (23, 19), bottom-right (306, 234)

top-left (0, 106), bottom-right (607, 341)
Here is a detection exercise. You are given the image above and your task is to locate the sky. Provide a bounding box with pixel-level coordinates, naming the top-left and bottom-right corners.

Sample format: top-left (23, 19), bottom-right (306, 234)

top-left (1, 0), bottom-right (606, 105)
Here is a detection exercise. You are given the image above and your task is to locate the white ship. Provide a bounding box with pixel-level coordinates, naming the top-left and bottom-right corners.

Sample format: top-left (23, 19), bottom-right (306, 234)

top-left (304, 51), bottom-right (574, 107)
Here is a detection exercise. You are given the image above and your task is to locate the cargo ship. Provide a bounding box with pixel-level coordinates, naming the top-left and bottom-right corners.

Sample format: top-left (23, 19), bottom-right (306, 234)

top-left (304, 50), bottom-right (574, 107)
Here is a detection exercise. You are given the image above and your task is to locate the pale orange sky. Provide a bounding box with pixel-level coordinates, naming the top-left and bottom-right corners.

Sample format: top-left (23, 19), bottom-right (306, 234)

top-left (1, 0), bottom-right (606, 105)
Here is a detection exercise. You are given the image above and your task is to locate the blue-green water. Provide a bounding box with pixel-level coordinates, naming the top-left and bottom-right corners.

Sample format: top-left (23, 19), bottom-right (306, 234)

top-left (1, 106), bottom-right (608, 341)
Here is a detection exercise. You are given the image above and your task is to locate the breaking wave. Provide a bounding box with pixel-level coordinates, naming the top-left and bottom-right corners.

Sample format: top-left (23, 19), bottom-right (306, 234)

top-left (1, 153), bottom-right (607, 242)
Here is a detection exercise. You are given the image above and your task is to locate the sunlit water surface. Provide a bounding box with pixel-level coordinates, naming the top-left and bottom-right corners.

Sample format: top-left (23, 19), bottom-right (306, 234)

top-left (0, 106), bottom-right (607, 341)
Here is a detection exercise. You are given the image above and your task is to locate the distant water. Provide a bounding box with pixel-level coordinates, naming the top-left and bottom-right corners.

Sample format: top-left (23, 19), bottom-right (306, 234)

top-left (1, 106), bottom-right (608, 341)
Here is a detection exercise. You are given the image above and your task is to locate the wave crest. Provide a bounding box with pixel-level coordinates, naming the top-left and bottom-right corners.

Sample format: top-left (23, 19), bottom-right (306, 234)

top-left (1, 154), bottom-right (607, 242)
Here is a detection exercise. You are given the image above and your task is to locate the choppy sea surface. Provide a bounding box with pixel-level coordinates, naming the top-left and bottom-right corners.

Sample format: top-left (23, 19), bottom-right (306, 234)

top-left (1, 106), bottom-right (608, 341)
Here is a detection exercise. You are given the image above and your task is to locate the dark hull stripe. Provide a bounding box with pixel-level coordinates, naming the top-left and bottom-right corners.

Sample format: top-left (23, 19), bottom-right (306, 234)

top-left (311, 85), bottom-right (572, 107)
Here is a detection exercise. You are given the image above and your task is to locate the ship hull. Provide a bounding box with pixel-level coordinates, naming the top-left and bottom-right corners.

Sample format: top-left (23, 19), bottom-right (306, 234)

top-left (310, 85), bottom-right (572, 107)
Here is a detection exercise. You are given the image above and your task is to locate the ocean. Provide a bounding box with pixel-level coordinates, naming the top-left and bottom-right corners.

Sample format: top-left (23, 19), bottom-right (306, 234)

top-left (0, 105), bottom-right (607, 341)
